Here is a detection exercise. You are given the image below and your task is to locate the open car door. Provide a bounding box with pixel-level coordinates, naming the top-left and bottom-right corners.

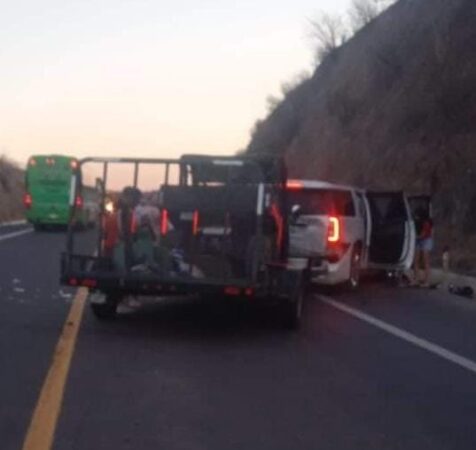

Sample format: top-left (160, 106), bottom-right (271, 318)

top-left (366, 192), bottom-right (415, 271)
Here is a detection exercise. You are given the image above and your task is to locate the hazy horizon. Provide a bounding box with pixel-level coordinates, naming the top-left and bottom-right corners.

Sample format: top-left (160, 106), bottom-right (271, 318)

top-left (1, 0), bottom-right (352, 168)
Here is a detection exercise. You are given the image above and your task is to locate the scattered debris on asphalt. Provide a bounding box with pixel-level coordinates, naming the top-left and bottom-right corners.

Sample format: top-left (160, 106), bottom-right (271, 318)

top-left (448, 284), bottom-right (474, 299)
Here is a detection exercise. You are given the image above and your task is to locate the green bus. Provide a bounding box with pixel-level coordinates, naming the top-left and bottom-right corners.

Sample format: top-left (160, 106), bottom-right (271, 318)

top-left (24, 154), bottom-right (99, 230)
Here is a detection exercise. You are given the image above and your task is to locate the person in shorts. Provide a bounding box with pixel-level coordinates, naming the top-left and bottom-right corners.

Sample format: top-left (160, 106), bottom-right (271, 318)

top-left (413, 208), bottom-right (434, 287)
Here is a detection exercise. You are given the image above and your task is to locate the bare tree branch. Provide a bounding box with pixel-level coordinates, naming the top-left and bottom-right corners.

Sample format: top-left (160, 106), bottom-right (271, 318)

top-left (349, 0), bottom-right (397, 32)
top-left (309, 13), bottom-right (348, 63)
top-left (349, 0), bottom-right (379, 31)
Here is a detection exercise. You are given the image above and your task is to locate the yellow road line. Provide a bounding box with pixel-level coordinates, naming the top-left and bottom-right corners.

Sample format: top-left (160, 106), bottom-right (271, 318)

top-left (22, 288), bottom-right (88, 450)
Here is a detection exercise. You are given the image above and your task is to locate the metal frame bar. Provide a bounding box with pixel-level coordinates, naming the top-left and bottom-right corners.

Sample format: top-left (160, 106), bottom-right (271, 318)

top-left (96, 162), bottom-right (108, 257)
top-left (64, 154), bottom-right (290, 288)
top-left (133, 162), bottom-right (139, 187)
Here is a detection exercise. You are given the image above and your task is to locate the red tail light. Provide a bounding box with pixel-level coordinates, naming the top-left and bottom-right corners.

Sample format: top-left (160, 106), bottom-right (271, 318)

top-left (327, 216), bottom-right (341, 243)
top-left (224, 286), bottom-right (241, 296)
top-left (24, 193), bottom-right (33, 209)
top-left (70, 159), bottom-right (78, 170)
top-left (28, 158), bottom-right (37, 167)
top-left (81, 278), bottom-right (97, 288)
top-left (160, 209), bottom-right (168, 236)
top-left (75, 195), bottom-right (83, 208)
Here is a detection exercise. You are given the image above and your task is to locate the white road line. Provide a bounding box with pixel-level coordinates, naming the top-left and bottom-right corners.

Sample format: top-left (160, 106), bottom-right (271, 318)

top-left (0, 219), bottom-right (27, 228)
top-left (319, 295), bottom-right (476, 375)
top-left (0, 228), bottom-right (33, 242)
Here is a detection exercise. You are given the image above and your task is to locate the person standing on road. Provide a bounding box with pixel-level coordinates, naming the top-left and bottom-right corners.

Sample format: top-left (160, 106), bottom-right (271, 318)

top-left (413, 208), bottom-right (434, 287)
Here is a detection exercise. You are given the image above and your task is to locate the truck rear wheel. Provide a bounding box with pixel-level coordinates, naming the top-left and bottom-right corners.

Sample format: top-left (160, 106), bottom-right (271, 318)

top-left (90, 293), bottom-right (119, 320)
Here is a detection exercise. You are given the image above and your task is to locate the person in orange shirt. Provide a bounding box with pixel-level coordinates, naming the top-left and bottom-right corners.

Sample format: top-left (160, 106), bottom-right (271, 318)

top-left (102, 187), bottom-right (142, 260)
top-left (102, 200), bottom-right (119, 257)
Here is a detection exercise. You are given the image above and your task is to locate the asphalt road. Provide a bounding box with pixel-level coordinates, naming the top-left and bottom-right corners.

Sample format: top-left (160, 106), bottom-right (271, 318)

top-left (1, 226), bottom-right (476, 450)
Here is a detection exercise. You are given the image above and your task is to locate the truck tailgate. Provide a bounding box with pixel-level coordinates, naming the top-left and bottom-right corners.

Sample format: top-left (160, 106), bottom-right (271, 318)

top-left (289, 216), bottom-right (328, 258)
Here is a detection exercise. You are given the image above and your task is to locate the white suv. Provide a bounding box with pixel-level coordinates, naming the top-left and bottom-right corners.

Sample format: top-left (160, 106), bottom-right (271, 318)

top-left (287, 180), bottom-right (416, 288)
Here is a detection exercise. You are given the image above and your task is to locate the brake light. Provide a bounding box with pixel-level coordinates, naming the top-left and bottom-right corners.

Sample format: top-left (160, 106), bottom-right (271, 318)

top-left (192, 210), bottom-right (199, 235)
top-left (70, 159), bottom-right (78, 170)
top-left (75, 195), bottom-right (83, 208)
top-left (81, 279), bottom-right (97, 288)
top-left (224, 286), bottom-right (241, 296)
top-left (24, 193), bottom-right (33, 209)
top-left (327, 216), bottom-right (340, 243)
top-left (28, 158), bottom-right (37, 167)
top-left (286, 180), bottom-right (303, 190)
top-left (160, 209), bottom-right (168, 235)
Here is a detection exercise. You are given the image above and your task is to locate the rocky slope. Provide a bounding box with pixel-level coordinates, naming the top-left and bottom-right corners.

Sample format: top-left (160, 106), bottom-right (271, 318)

top-left (248, 0), bottom-right (476, 271)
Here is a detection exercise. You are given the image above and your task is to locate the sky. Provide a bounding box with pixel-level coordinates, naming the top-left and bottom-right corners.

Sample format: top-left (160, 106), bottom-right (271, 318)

top-left (0, 0), bottom-right (352, 168)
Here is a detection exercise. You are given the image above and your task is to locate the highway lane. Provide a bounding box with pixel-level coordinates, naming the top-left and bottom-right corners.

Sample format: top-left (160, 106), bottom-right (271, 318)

top-left (0, 226), bottom-right (94, 450)
top-left (320, 282), bottom-right (476, 363)
top-left (1, 230), bottom-right (476, 450)
top-left (54, 293), bottom-right (476, 450)
top-left (0, 228), bottom-right (72, 450)
top-left (0, 222), bottom-right (33, 241)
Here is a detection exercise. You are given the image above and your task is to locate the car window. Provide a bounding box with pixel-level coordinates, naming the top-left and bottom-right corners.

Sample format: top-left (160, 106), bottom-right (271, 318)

top-left (288, 189), bottom-right (355, 217)
top-left (368, 195), bottom-right (407, 222)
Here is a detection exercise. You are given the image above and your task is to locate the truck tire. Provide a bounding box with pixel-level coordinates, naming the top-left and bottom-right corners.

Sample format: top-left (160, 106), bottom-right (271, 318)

top-left (90, 293), bottom-right (119, 320)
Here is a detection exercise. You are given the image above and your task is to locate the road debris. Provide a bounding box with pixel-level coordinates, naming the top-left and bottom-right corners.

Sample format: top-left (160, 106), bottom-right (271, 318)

top-left (59, 290), bottom-right (73, 299)
top-left (448, 284), bottom-right (474, 299)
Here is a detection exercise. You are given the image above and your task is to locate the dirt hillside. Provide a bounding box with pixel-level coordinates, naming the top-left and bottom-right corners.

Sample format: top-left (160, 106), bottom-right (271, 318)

top-left (0, 157), bottom-right (25, 223)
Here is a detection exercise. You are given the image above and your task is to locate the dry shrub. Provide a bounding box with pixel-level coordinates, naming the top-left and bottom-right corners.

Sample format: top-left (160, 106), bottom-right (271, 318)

top-left (0, 156), bottom-right (25, 222)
